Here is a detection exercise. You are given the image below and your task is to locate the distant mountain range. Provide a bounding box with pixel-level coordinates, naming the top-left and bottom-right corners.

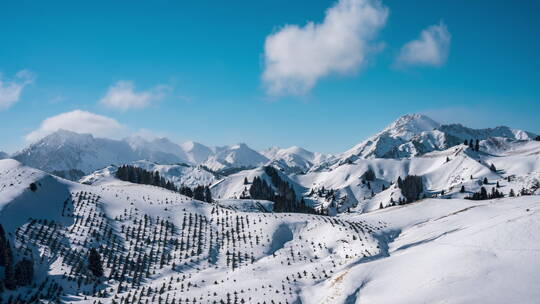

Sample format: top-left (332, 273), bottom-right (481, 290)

top-left (8, 114), bottom-right (536, 180)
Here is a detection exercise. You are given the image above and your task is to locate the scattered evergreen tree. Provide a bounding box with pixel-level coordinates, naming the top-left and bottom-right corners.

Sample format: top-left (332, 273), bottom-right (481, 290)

top-left (29, 183), bottom-right (37, 192)
top-left (464, 139), bottom-right (469, 146)
top-left (475, 139), bottom-right (480, 151)
top-left (535, 135), bottom-right (540, 141)
top-left (397, 176), bottom-right (403, 188)
top-left (460, 185), bottom-right (465, 193)
top-left (466, 186), bottom-right (504, 200)
top-left (509, 188), bottom-right (516, 197)
top-left (0, 224), bottom-right (8, 267)
top-left (483, 177), bottom-right (488, 185)
top-left (88, 248), bottom-right (104, 277)
top-left (489, 163), bottom-right (497, 172)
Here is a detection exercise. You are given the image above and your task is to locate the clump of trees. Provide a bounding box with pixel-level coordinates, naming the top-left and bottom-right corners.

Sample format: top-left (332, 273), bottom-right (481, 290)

top-left (116, 165), bottom-right (177, 191)
top-left (0, 224), bottom-right (34, 290)
top-left (535, 135), bottom-right (540, 141)
top-left (116, 165), bottom-right (213, 203)
top-left (464, 139), bottom-right (480, 151)
top-left (361, 168), bottom-right (376, 182)
top-left (88, 248), bottom-right (104, 277)
top-left (249, 166), bottom-right (316, 214)
top-left (397, 175), bottom-right (423, 203)
top-left (466, 187), bottom-right (504, 200)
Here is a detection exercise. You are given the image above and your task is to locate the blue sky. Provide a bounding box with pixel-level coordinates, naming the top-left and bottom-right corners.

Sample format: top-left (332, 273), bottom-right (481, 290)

top-left (0, 0), bottom-right (538, 154)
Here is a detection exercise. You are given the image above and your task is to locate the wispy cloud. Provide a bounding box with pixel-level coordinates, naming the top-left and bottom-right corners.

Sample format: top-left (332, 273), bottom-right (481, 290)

top-left (262, 0), bottom-right (388, 95)
top-left (0, 70), bottom-right (35, 110)
top-left (396, 22), bottom-right (451, 67)
top-left (99, 80), bottom-right (169, 110)
top-left (25, 110), bottom-right (126, 142)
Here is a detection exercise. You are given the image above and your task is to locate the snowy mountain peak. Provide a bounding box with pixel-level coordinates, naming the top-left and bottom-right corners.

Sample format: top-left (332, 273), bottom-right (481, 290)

top-left (382, 113), bottom-right (441, 139)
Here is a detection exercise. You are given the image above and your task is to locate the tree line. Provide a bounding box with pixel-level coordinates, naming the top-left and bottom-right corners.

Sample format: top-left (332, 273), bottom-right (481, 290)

top-left (116, 165), bottom-right (212, 203)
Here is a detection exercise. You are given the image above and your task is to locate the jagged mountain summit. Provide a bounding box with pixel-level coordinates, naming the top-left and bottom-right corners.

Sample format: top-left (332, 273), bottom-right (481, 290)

top-left (9, 113), bottom-right (538, 184)
top-left (261, 146), bottom-right (332, 174)
top-left (330, 113), bottom-right (536, 166)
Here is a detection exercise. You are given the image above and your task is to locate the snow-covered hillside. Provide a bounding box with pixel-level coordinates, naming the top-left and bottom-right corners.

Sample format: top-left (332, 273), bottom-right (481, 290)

top-left (0, 159), bottom-right (381, 303)
top-left (81, 160), bottom-right (217, 188)
top-left (303, 195), bottom-right (540, 303)
top-left (2, 155), bottom-right (540, 303)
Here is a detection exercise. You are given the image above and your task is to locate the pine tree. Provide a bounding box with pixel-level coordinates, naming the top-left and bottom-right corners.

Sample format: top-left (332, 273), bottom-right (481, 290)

top-left (88, 248), bottom-right (104, 277)
top-left (460, 185), bottom-right (465, 193)
top-left (475, 139), bottom-right (480, 152)
top-left (490, 163), bottom-right (497, 172)
top-left (0, 224), bottom-right (7, 267)
top-left (483, 177), bottom-right (488, 185)
top-left (14, 259), bottom-right (33, 286)
top-left (509, 188), bottom-right (516, 197)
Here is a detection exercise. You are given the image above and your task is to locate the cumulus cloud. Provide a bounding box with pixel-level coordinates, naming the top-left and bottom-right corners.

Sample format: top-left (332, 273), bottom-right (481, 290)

top-left (262, 0), bottom-right (388, 95)
top-left (99, 81), bottom-right (169, 110)
top-left (25, 110), bottom-right (126, 142)
top-left (396, 22), bottom-right (451, 67)
top-left (0, 70), bottom-right (35, 110)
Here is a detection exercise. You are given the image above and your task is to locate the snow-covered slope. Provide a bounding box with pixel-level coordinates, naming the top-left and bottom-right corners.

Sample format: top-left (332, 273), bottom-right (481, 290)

top-left (81, 160), bottom-right (217, 188)
top-left (303, 196), bottom-right (540, 303)
top-left (0, 159), bottom-right (381, 304)
top-left (2, 158), bottom-right (540, 303)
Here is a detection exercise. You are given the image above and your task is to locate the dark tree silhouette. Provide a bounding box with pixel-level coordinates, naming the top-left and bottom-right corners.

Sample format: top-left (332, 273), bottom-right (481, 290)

top-left (398, 175), bottom-right (423, 203)
top-left (88, 248), bottom-right (104, 277)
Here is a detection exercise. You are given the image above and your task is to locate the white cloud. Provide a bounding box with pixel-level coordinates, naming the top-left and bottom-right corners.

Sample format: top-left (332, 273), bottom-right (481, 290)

top-left (25, 110), bottom-right (126, 142)
top-left (396, 22), bottom-right (451, 67)
top-left (99, 81), bottom-right (168, 110)
top-left (262, 0), bottom-right (388, 95)
top-left (0, 70), bottom-right (35, 110)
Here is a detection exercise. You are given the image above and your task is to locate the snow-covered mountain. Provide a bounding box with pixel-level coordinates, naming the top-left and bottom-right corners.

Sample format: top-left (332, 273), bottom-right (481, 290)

top-left (181, 140), bottom-right (214, 163)
top-left (202, 143), bottom-right (269, 172)
top-left (12, 130), bottom-right (142, 177)
top-left (328, 113), bottom-right (536, 166)
top-left (0, 151), bottom-right (8, 159)
top-left (261, 146), bottom-right (332, 174)
top-left (125, 135), bottom-right (191, 164)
